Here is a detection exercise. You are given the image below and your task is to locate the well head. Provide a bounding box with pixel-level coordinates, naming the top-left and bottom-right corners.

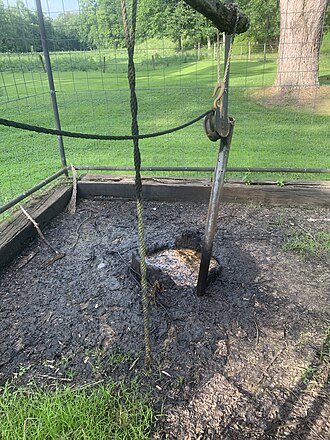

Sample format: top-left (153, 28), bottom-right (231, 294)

top-left (131, 230), bottom-right (220, 290)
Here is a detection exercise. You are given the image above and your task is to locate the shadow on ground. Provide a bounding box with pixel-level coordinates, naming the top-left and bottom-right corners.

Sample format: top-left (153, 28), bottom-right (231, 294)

top-left (0, 199), bottom-right (329, 439)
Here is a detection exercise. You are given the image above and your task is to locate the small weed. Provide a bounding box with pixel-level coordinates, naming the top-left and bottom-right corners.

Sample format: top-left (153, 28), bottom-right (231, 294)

top-left (273, 212), bottom-right (286, 226)
top-left (242, 173), bottom-right (253, 185)
top-left (301, 366), bottom-right (317, 384)
top-left (86, 349), bottom-right (105, 379)
top-left (276, 179), bottom-right (285, 187)
top-left (300, 328), bottom-right (330, 387)
top-left (284, 230), bottom-right (330, 257)
top-left (12, 365), bottom-right (31, 380)
top-left (174, 375), bottom-right (185, 388)
top-left (319, 327), bottom-right (330, 363)
top-left (108, 351), bottom-right (132, 369)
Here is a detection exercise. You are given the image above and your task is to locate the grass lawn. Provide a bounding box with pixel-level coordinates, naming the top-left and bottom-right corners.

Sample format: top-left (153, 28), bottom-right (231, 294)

top-left (0, 381), bottom-right (153, 439)
top-left (0, 37), bottom-right (329, 207)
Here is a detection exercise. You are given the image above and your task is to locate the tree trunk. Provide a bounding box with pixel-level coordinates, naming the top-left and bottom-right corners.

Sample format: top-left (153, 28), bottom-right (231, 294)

top-left (197, 40), bottom-right (201, 60)
top-left (178, 36), bottom-right (182, 52)
top-left (275, 0), bottom-right (328, 89)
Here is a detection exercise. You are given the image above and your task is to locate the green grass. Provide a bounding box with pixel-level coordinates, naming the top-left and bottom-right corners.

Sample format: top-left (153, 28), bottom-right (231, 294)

top-left (0, 37), bottom-right (329, 209)
top-left (0, 381), bottom-right (154, 439)
top-left (284, 230), bottom-right (330, 258)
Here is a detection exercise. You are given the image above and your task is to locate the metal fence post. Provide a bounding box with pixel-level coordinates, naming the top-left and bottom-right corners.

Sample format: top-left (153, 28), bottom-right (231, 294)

top-left (35, 0), bottom-right (68, 176)
top-left (196, 34), bottom-right (233, 296)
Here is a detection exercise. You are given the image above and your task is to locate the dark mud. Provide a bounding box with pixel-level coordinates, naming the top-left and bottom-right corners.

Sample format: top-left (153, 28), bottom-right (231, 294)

top-left (0, 198), bottom-right (329, 439)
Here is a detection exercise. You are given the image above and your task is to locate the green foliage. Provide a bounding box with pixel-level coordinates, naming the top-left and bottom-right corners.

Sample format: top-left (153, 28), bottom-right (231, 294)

top-left (0, 47), bottom-right (201, 73)
top-left (237, 0), bottom-right (280, 43)
top-left (0, 1), bottom-right (79, 52)
top-left (137, 0), bottom-right (174, 40)
top-left (0, 1), bottom-right (45, 52)
top-left (80, 0), bottom-right (124, 50)
top-left (0, 0), bottom-right (216, 53)
top-left (0, 0), bottom-right (326, 54)
top-left (0, 381), bottom-right (154, 439)
top-left (52, 13), bottom-right (84, 51)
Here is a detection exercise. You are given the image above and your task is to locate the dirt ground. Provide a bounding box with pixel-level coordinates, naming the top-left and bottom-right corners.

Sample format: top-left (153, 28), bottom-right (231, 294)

top-left (0, 197), bottom-right (329, 439)
top-left (249, 85), bottom-right (330, 116)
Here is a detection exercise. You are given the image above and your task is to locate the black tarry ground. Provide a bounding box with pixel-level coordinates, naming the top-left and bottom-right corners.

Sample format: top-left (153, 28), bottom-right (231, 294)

top-left (0, 198), bottom-right (329, 439)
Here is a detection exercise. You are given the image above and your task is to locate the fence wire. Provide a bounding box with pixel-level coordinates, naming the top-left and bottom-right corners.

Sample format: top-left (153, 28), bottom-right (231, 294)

top-left (0, 0), bottom-right (329, 215)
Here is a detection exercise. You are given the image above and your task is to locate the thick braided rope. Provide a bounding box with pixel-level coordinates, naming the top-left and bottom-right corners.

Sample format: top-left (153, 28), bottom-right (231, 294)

top-left (121, 0), bottom-right (152, 367)
top-left (0, 112), bottom-right (211, 141)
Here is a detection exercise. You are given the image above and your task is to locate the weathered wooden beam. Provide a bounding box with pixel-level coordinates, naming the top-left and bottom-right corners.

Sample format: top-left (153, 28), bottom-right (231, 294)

top-left (0, 185), bottom-right (72, 270)
top-left (78, 175), bottom-right (330, 207)
top-left (184, 0), bottom-right (249, 34)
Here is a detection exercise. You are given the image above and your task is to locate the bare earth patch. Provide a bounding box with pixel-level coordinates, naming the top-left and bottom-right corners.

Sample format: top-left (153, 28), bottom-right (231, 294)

top-left (249, 86), bottom-right (330, 116)
top-left (0, 198), bottom-right (329, 439)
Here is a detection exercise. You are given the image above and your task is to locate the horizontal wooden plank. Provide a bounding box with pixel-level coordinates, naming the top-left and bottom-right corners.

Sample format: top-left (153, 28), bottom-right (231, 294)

top-left (78, 175), bottom-right (330, 206)
top-left (0, 185), bottom-right (72, 270)
top-left (1, 175), bottom-right (328, 270)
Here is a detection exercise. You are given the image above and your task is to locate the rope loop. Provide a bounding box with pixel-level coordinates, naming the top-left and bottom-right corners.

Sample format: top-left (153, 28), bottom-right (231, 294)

top-left (212, 5), bottom-right (240, 110)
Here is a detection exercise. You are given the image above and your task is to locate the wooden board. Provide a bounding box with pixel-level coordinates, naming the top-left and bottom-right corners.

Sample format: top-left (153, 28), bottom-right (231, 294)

top-left (1, 175), bottom-right (329, 270)
top-left (0, 185), bottom-right (72, 270)
top-left (78, 175), bottom-right (330, 207)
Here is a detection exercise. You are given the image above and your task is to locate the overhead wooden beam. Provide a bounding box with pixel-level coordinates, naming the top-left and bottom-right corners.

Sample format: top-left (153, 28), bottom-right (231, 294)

top-left (184, 0), bottom-right (249, 34)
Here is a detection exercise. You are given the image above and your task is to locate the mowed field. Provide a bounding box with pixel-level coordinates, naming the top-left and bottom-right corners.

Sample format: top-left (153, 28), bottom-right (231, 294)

top-left (0, 37), bottom-right (329, 206)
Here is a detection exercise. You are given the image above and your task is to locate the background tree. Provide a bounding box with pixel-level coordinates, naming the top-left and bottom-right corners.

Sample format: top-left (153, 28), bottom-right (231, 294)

top-left (93, 0), bottom-right (124, 48)
top-left (0, 1), bottom-right (11, 51)
top-left (53, 13), bottom-right (82, 51)
top-left (0, 1), bottom-right (54, 53)
top-left (136, 0), bottom-right (215, 50)
top-left (136, 0), bottom-right (173, 40)
top-left (173, 1), bottom-right (215, 50)
top-left (238, 0), bottom-right (279, 44)
top-left (275, 0), bottom-right (329, 89)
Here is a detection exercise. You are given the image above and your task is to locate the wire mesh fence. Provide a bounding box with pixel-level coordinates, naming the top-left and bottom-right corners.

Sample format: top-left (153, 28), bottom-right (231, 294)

top-left (0, 0), bottom-right (329, 216)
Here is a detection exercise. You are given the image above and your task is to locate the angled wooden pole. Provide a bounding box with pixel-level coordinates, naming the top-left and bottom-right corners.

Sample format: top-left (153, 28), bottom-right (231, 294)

top-left (184, 0), bottom-right (249, 34)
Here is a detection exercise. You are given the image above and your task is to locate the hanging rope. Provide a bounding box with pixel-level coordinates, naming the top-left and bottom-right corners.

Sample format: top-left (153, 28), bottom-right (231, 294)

top-left (0, 111), bottom-right (211, 141)
top-left (120, 0), bottom-right (152, 367)
top-left (212, 30), bottom-right (224, 104)
top-left (212, 9), bottom-right (240, 109)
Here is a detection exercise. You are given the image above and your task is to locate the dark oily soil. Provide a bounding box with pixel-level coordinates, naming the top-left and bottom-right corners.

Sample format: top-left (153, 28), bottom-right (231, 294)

top-left (1, 198), bottom-right (329, 439)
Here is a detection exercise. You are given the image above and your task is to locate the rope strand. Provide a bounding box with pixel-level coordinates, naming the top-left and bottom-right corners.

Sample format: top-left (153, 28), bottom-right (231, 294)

top-left (0, 111), bottom-right (211, 141)
top-left (213, 7), bottom-right (240, 109)
top-left (121, 0), bottom-right (152, 367)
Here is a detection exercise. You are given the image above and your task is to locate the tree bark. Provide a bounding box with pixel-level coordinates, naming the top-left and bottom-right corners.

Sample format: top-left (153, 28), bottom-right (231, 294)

top-left (184, 0), bottom-right (249, 35)
top-left (275, 0), bottom-right (328, 89)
